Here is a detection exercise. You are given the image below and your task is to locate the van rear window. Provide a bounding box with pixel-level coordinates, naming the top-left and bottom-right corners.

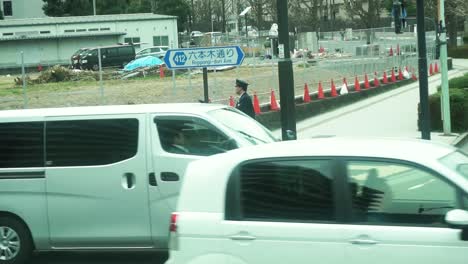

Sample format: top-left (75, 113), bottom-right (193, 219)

top-left (46, 119), bottom-right (138, 167)
top-left (0, 122), bottom-right (44, 168)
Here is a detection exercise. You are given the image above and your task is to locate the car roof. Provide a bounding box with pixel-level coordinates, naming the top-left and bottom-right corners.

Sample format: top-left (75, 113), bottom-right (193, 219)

top-left (201, 137), bottom-right (456, 166)
top-left (0, 103), bottom-right (227, 119)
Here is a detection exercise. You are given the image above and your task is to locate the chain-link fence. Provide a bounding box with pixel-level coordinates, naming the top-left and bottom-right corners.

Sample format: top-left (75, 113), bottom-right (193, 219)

top-left (0, 27), bottom-right (438, 111)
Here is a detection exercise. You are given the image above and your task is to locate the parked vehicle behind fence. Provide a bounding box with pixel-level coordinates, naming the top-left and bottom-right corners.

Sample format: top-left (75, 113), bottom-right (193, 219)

top-left (79, 45), bottom-right (135, 71)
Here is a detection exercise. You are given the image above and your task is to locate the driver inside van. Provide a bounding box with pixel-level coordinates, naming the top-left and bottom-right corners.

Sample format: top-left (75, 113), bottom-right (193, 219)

top-left (169, 130), bottom-right (190, 154)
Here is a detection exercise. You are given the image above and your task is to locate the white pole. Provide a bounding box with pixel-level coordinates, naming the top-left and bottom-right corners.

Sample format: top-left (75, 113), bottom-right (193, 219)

top-left (21, 51), bottom-right (28, 108)
top-left (93, 0), bottom-right (96, 16)
top-left (439, 0), bottom-right (451, 134)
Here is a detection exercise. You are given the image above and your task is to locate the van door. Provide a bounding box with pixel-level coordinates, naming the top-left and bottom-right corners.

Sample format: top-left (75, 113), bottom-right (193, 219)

top-left (45, 115), bottom-right (152, 248)
top-left (148, 114), bottom-right (236, 246)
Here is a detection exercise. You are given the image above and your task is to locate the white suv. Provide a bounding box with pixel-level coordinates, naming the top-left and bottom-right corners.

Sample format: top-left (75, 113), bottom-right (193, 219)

top-left (166, 138), bottom-right (468, 264)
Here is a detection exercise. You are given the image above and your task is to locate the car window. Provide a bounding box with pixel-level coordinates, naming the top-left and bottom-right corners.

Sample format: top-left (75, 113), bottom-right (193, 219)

top-left (208, 108), bottom-right (277, 145)
top-left (46, 119), bottom-right (138, 167)
top-left (439, 151), bottom-right (468, 179)
top-left (347, 160), bottom-right (460, 227)
top-left (151, 48), bottom-right (160, 53)
top-left (0, 122), bottom-right (44, 168)
top-left (138, 49), bottom-right (150, 55)
top-left (231, 159), bottom-right (335, 222)
top-left (155, 116), bottom-right (236, 156)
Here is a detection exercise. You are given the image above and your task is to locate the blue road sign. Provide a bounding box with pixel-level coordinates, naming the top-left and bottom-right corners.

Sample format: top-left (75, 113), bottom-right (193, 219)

top-left (164, 46), bottom-right (245, 69)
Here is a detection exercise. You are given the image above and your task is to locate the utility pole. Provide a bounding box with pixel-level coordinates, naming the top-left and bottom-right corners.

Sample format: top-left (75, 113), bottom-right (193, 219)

top-left (438, 0), bottom-right (451, 134)
top-left (416, 0), bottom-right (431, 140)
top-left (277, 0), bottom-right (297, 140)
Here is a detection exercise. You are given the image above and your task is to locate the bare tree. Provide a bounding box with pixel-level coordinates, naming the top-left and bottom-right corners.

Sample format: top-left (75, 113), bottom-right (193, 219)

top-left (342, 0), bottom-right (385, 43)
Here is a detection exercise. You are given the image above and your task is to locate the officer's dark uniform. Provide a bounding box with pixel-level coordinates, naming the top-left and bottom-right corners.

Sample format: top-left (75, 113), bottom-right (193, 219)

top-left (235, 79), bottom-right (255, 119)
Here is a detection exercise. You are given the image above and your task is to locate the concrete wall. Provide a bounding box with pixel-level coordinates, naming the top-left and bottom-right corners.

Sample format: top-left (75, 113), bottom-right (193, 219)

top-left (2, 0), bottom-right (46, 19)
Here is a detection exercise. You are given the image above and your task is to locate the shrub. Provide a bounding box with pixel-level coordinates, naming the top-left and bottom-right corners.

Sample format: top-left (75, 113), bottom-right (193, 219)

top-left (428, 89), bottom-right (468, 132)
top-left (448, 45), bottom-right (468, 59)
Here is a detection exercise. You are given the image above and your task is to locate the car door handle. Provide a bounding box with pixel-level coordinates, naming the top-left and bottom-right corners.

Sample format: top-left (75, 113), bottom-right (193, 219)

top-left (149, 172), bottom-right (157, 186)
top-left (349, 239), bottom-right (378, 245)
top-left (161, 172), bottom-right (179, 182)
top-left (229, 235), bottom-right (256, 241)
top-left (123, 173), bottom-right (135, 189)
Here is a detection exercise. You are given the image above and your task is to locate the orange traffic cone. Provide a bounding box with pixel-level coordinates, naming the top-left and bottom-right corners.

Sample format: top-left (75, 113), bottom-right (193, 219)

top-left (391, 69), bottom-right (397, 82)
top-left (412, 68), bottom-right (418, 80)
top-left (383, 71), bottom-right (388, 84)
top-left (159, 65), bottom-right (165, 78)
top-left (374, 72), bottom-right (380, 87)
top-left (429, 63), bottom-right (434, 76)
top-left (317, 82), bottom-right (325, 99)
top-left (354, 76), bottom-right (361, 92)
top-left (396, 44), bottom-right (400, 56)
top-left (253, 92), bottom-right (261, 114)
top-left (398, 68), bottom-right (404, 81)
top-left (330, 79), bottom-right (338, 97)
top-left (229, 96), bottom-right (235, 107)
top-left (434, 62), bottom-right (439, 73)
top-left (303, 83), bottom-right (311, 103)
top-left (270, 90), bottom-right (279, 111)
top-left (405, 66), bottom-right (409, 72)
top-left (364, 73), bottom-right (370, 89)
top-left (389, 46), bottom-right (394, 56)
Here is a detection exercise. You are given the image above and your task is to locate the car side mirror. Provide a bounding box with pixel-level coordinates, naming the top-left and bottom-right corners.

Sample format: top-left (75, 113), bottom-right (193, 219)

top-left (446, 209), bottom-right (468, 241)
top-left (446, 209), bottom-right (468, 226)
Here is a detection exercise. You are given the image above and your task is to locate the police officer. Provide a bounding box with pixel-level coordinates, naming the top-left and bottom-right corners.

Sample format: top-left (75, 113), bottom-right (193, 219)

top-left (235, 79), bottom-right (255, 119)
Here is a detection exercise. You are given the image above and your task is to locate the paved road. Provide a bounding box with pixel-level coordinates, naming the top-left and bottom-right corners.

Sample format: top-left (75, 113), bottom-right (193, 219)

top-left (28, 252), bottom-right (168, 264)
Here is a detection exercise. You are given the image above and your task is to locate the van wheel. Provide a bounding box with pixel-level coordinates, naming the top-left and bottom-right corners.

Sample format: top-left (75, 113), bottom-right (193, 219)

top-left (0, 217), bottom-right (33, 264)
top-left (92, 64), bottom-right (99, 71)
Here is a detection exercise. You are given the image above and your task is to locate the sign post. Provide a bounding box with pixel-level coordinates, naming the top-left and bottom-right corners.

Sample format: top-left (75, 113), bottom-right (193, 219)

top-left (164, 46), bottom-right (245, 102)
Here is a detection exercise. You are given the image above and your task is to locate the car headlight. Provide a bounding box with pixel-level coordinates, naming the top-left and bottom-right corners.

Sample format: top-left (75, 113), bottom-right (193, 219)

top-left (81, 59), bottom-right (88, 63)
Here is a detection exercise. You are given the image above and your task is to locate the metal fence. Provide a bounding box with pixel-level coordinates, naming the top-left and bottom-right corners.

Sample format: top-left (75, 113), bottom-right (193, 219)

top-left (0, 27), bottom-right (438, 111)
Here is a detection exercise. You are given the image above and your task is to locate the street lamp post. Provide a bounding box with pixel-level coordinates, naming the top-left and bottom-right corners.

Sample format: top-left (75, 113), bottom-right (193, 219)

top-left (277, 0), bottom-right (297, 140)
top-left (240, 7), bottom-right (251, 48)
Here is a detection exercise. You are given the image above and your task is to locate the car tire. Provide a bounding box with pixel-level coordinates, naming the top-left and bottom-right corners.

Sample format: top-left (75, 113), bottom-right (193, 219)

top-left (92, 64), bottom-right (99, 71)
top-left (0, 217), bottom-right (33, 264)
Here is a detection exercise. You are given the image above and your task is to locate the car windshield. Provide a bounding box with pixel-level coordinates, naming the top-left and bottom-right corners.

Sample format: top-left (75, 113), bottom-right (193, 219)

top-left (439, 150), bottom-right (468, 179)
top-left (208, 108), bottom-right (278, 145)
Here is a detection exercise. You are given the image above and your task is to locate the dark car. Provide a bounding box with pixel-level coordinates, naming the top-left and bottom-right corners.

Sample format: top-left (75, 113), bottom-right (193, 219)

top-left (70, 48), bottom-right (89, 69)
top-left (79, 45), bottom-right (136, 71)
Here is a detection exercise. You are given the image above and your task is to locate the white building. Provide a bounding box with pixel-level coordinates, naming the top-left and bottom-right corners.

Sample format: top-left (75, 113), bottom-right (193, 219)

top-left (0, 13), bottom-right (178, 69)
top-left (1, 0), bottom-right (46, 19)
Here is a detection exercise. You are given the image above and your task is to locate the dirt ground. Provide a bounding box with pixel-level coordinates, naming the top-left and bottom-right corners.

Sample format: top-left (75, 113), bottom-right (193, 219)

top-left (0, 62), bottom-right (344, 110)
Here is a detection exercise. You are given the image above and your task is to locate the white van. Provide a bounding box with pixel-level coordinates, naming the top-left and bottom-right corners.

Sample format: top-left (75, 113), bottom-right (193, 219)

top-left (167, 138), bottom-right (468, 264)
top-left (0, 103), bottom-right (277, 264)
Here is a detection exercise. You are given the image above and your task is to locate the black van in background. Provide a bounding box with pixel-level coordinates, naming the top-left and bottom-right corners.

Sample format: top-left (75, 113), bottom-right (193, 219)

top-left (79, 45), bottom-right (135, 71)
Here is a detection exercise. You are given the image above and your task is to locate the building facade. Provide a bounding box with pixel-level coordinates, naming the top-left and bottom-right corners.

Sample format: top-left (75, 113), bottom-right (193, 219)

top-left (0, 13), bottom-right (178, 69)
top-left (1, 0), bottom-right (46, 19)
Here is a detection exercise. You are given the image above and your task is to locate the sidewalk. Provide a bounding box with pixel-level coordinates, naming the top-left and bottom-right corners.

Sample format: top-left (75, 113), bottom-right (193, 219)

top-left (274, 59), bottom-right (468, 146)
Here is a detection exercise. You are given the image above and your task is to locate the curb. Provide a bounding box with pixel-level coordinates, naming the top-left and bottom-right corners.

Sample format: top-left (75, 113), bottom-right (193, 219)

top-left (453, 132), bottom-right (468, 147)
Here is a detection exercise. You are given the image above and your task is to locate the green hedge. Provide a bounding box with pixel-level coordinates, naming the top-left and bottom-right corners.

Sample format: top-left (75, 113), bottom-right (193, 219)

top-left (428, 89), bottom-right (468, 132)
top-left (448, 45), bottom-right (468, 59)
top-left (437, 73), bottom-right (468, 92)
